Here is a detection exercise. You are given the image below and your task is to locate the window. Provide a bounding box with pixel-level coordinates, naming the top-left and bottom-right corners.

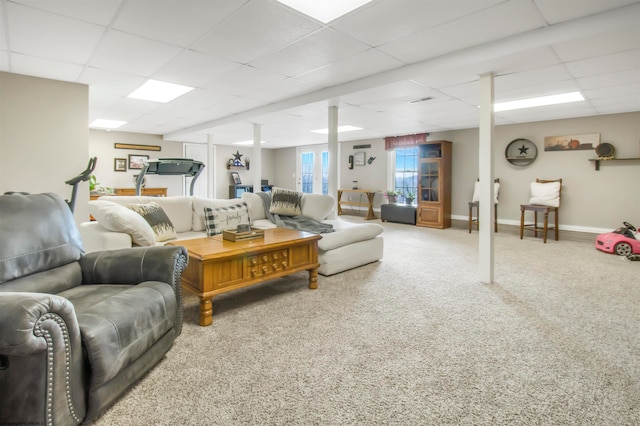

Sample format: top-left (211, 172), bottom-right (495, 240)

top-left (394, 146), bottom-right (418, 203)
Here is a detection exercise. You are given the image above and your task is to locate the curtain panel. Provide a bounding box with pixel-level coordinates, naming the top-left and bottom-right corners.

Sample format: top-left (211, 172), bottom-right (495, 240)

top-left (384, 132), bottom-right (428, 151)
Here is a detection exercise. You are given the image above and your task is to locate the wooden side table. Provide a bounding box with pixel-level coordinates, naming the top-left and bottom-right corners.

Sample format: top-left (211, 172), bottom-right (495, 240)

top-left (337, 189), bottom-right (378, 220)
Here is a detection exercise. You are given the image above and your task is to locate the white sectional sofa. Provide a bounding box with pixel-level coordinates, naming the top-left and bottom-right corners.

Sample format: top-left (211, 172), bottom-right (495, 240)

top-left (80, 192), bottom-right (384, 276)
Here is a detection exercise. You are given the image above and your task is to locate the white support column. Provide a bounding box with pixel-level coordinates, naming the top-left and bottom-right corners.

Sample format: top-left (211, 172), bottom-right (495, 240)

top-left (207, 134), bottom-right (216, 199)
top-left (327, 106), bottom-right (339, 219)
top-left (252, 123), bottom-right (262, 193)
top-left (478, 73), bottom-right (495, 284)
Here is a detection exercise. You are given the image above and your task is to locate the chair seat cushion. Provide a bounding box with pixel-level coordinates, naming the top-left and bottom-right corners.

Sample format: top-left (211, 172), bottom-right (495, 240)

top-left (60, 282), bottom-right (177, 387)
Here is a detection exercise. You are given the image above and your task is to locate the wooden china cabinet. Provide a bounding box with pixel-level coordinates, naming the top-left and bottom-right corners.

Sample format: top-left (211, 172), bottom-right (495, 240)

top-left (417, 140), bottom-right (452, 229)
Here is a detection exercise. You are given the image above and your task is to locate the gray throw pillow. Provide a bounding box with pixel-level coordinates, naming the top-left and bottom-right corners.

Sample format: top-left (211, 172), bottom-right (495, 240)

top-left (270, 187), bottom-right (302, 216)
top-left (128, 202), bottom-right (177, 242)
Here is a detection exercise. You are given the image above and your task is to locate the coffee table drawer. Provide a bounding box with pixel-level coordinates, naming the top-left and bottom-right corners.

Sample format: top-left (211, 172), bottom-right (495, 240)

top-left (247, 249), bottom-right (289, 277)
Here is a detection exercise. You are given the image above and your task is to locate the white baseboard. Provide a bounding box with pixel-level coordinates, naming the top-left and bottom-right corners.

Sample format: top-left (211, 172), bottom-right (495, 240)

top-left (451, 214), bottom-right (609, 234)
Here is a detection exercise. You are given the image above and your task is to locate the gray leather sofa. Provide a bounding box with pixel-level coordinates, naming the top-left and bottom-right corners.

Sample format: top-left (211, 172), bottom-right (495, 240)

top-left (0, 193), bottom-right (188, 424)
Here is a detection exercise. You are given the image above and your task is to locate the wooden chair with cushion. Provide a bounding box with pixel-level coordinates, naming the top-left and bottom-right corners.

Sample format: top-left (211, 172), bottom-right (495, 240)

top-left (520, 178), bottom-right (562, 243)
top-left (468, 178), bottom-right (500, 233)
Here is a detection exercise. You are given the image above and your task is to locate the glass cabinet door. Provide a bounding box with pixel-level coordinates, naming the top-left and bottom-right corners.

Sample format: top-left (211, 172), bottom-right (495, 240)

top-left (420, 159), bottom-right (440, 202)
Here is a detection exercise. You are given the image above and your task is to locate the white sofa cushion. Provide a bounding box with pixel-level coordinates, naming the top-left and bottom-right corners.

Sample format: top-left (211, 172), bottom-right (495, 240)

top-left (301, 193), bottom-right (335, 221)
top-left (192, 197), bottom-right (244, 231)
top-left (98, 195), bottom-right (193, 233)
top-left (317, 220), bottom-right (384, 251)
top-left (241, 192), bottom-right (266, 221)
top-left (88, 200), bottom-right (155, 246)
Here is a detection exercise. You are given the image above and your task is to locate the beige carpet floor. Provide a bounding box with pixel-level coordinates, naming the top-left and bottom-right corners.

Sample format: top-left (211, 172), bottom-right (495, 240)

top-left (90, 218), bottom-right (640, 425)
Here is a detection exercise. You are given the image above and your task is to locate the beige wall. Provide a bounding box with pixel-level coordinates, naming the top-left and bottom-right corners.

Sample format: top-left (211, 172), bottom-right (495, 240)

top-left (0, 71), bottom-right (90, 222)
top-left (272, 111), bottom-right (640, 232)
top-left (89, 130), bottom-right (184, 196)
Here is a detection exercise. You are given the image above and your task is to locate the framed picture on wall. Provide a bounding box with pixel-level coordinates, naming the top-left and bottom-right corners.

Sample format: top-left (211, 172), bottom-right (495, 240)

top-left (128, 154), bottom-right (149, 169)
top-left (231, 171), bottom-right (242, 184)
top-left (114, 158), bottom-right (127, 172)
top-left (354, 151), bottom-right (366, 166)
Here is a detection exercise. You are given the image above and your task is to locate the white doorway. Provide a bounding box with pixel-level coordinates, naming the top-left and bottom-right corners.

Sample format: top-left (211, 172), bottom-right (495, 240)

top-left (296, 145), bottom-right (329, 194)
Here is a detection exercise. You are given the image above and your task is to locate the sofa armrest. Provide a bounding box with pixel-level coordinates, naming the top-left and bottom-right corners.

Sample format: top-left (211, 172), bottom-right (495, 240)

top-left (0, 292), bottom-right (87, 425)
top-left (79, 246), bottom-right (189, 334)
top-left (79, 221), bottom-right (132, 253)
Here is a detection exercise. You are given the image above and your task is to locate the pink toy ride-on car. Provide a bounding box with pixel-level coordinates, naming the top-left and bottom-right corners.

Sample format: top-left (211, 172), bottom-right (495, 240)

top-left (595, 221), bottom-right (640, 256)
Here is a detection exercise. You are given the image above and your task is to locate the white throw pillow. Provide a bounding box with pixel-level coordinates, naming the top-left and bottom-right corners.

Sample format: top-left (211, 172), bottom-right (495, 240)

top-left (270, 187), bottom-right (302, 216)
top-left (88, 200), bottom-right (155, 246)
top-left (192, 197), bottom-right (247, 232)
top-left (204, 202), bottom-right (251, 236)
top-left (529, 181), bottom-right (561, 207)
top-left (471, 181), bottom-right (500, 204)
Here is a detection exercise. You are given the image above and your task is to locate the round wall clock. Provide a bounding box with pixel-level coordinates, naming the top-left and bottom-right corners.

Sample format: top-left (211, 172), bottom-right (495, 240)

top-left (505, 138), bottom-right (537, 166)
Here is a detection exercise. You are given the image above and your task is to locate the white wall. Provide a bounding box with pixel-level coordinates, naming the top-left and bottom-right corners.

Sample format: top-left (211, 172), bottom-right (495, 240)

top-left (0, 72), bottom-right (90, 222)
top-left (214, 144), bottom-right (276, 198)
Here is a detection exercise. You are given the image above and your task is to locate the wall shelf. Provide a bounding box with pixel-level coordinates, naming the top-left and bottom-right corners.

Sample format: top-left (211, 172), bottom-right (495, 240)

top-left (588, 157), bottom-right (640, 171)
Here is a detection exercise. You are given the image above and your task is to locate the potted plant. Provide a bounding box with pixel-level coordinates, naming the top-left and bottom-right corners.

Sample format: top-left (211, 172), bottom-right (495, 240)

top-left (384, 190), bottom-right (400, 204)
top-left (404, 188), bottom-right (416, 205)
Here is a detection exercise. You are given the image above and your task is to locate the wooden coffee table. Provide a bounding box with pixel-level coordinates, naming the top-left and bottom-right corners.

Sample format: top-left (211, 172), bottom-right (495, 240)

top-left (168, 228), bottom-right (321, 326)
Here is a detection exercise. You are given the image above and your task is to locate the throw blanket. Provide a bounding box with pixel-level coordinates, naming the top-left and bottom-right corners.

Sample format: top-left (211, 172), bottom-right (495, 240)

top-left (257, 192), bottom-right (334, 234)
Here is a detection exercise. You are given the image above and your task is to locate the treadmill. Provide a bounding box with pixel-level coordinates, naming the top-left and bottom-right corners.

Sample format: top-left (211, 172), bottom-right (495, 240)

top-left (135, 158), bottom-right (205, 196)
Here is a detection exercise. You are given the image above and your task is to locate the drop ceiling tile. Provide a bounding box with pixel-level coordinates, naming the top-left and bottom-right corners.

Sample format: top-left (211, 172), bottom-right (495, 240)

top-left (340, 80), bottom-right (431, 105)
top-left (295, 49), bottom-right (404, 87)
top-left (331, 0), bottom-right (503, 47)
top-left (249, 78), bottom-right (321, 102)
top-left (203, 65), bottom-right (288, 97)
top-left (552, 26), bottom-right (640, 62)
top-left (12, 0), bottom-right (122, 26)
top-left (0, 51), bottom-right (9, 69)
top-left (10, 53), bottom-right (84, 81)
top-left (583, 83), bottom-right (640, 100)
top-left (7, 2), bottom-right (105, 64)
top-left (79, 67), bottom-right (146, 97)
top-left (113, 0), bottom-right (246, 46)
top-left (534, 0), bottom-right (639, 24)
top-left (168, 88), bottom-right (235, 110)
top-left (577, 69), bottom-right (640, 89)
top-left (378, 1), bottom-right (545, 64)
top-left (191, 1), bottom-right (321, 64)
top-left (250, 28), bottom-right (371, 77)
top-left (204, 96), bottom-right (266, 117)
top-left (152, 50), bottom-right (242, 87)
top-left (494, 64), bottom-right (573, 92)
top-left (565, 49), bottom-right (640, 78)
top-left (88, 30), bottom-right (182, 77)
top-left (493, 80), bottom-right (582, 103)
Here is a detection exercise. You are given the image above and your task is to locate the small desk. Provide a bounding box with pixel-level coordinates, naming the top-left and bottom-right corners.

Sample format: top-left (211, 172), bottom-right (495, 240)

top-left (337, 189), bottom-right (379, 220)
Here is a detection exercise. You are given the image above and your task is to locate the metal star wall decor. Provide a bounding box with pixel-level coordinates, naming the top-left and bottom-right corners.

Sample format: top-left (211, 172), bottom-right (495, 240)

top-left (232, 150), bottom-right (244, 166)
top-left (518, 144), bottom-right (529, 155)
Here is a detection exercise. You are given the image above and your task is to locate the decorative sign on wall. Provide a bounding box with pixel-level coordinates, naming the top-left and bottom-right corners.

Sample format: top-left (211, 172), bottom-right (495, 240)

top-left (114, 143), bottom-right (161, 151)
top-left (354, 152), bottom-right (366, 166)
top-left (544, 133), bottom-right (599, 151)
top-left (353, 144), bottom-right (371, 149)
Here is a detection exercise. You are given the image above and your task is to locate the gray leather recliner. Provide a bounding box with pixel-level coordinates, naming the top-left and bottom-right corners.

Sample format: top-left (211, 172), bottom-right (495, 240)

top-left (0, 193), bottom-right (188, 424)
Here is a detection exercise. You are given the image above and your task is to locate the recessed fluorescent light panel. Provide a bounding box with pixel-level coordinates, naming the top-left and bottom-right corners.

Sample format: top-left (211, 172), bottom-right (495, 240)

top-left (127, 79), bottom-right (194, 103)
top-left (233, 140), bottom-right (267, 146)
top-left (311, 125), bottom-right (363, 134)
top-left (494, 91), bottom-right (584, 112)
top-left (276, 0), bottom-right (372, 23)
top-left (89, 119), bottom-right (126, 129)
